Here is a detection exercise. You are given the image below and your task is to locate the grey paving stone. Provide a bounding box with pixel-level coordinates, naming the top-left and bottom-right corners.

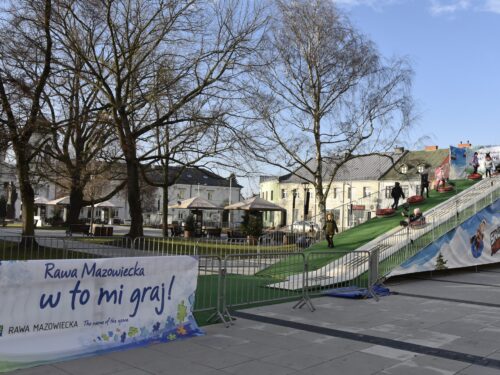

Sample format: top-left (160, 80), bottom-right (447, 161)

top-left (291, 337), bottom-right (371, 360)
top-left (404, 354), bottom-right (470, 373)
top-left (399, 329), bottom-right (461, 348)
top-left (457, 365), bottom-right (500, 375)
top-left (361, 345), bottom-right (417, 361)
top-left (222, 359), bottom-right (297, 375)
top-left (299, 351), bottom-right (400, 375)
top-left (223, 340), bottom-right (290, 359)
top-left (151, 341), bottom-right (253, 369)
top-left (10, 365), bottom-right (70, 375)
top-left (108, 347), bottom-right (168, 366)
top-left (440, 337), bottom-right (499, 357)
top-left (260, 348), bottom-right (329, 370)
top-left (53, 355), bottom-right (132, 375)
top-left (190, 333), bottom-right (250, 350)
top-left (125, 355), bottom-right (218, 375)
top-left (109, 369), bottom-right (154, 375)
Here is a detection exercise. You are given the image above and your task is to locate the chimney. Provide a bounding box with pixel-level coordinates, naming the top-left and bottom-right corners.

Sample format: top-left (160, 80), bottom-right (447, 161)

top-left (425, 146), bottom-right (438, 151)
top-left (458, 141), bottom-right (472, 149)
top-left (394, 146), bottom-right (405, 154)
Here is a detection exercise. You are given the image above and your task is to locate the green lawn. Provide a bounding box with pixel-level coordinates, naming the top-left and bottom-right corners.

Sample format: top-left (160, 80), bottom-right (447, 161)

top-left (258, 179), bottom-right (479, 277)
top-left (75, 236), bottom-right (298, 257)
top-left (0, 239), bottom-right (96, 260)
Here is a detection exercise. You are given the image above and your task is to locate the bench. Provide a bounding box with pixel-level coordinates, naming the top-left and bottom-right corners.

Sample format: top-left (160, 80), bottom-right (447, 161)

top-left (66, 224), bottom-right (91, 236)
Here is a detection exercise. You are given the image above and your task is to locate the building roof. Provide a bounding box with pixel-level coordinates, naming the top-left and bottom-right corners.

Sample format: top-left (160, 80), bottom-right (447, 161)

top-left (278, 153), bottom-right (403, 183)
top-left (380, 149), bottom-right (449, 181)
top-left (148, 167), bottom-right (243, 188)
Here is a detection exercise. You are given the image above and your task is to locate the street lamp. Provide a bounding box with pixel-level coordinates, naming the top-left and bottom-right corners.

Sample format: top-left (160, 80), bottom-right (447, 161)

top-left (291, 189), bottom-right (297, 233)
top-left (400, 163), bottom-right (408, 175)
top-left (301, 181), bottom-right (309, 233)
top-left (417, 163), bottom-right (427, 197)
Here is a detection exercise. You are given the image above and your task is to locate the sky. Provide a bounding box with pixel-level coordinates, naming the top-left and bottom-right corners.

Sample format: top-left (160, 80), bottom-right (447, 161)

top-left (334, 0), bottom-right (500, 149)
top-left (240, 0), bottom-right (500, 196)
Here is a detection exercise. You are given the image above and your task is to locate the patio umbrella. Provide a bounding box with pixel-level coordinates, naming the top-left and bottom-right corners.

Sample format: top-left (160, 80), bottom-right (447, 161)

top-left (224, 196), bottom-right (285, 211)
top-left (168, 196), bottom-right (221, 210)
top-left (93, 200), bottom-right (121, 208)
top-left (47, 196), bottom-right (70, 205)
top-left (34, 196), bottom-right (50, 205)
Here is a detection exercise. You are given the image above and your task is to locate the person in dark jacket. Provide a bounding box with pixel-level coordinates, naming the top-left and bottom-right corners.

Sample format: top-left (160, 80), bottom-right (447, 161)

top-left (324, 213), bottom-right (339, 248)
top-left (391, 182), bottom-right (405, 209)
top-left (420, 172), bottom-right (429, 198)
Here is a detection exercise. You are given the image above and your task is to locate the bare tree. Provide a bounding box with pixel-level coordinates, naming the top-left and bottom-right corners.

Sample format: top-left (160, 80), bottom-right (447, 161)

top-left (0, 0), bottom-right (53, 237)
top-left (246, 0), bottom-right (413, 226)
top-left (40, 51), bottom-right (125, 225)
top-left (52, 0), bottom-right (266, 237)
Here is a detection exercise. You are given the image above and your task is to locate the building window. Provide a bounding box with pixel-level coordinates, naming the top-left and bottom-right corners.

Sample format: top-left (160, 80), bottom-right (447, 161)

top-left (157, 199), bottom-right (160, 211)
top-left (177, 189), bottom-right (186, 199)
top-left (415, 185), bottom-right (421, 195)
top-left (347, 187), bottom-right (352, 199)
top-left (178, 212), bottom-right (184, 220)
top-left (112, 208), bottom-right (119, 218)
top-left (385, 187), bottom-right (392, 199)
top-left (207, 191), bottom-right (214, 200)
top-left (402, 185), bottom-right (409, 197)
top-left (333, 209), bottom-right (340, 221)
top-left (265, 191), bottom-right (268, 200)
top-left (270, 191), bottom-right (274, 201)
top-left (363, 187), bottom-right (370, 198)
top-left (281, 189), bottom-right (287, 199)
top-left (333, 188), bottom-right (337, 199)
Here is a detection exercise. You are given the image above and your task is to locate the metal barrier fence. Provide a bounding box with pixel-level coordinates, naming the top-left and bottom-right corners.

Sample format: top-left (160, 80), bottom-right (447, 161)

top-left (221, 252), bottom-right (307, 319)
top-left (2, 180), bottom-right (497, 325)
top-left (304, 251), bottom-right (373, 299)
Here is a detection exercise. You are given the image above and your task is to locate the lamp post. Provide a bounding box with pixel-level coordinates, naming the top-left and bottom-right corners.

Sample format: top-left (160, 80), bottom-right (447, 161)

top-left (417, 163), bottom-right (426, 197)
top-left (302, 182), bottom-right (309, 234)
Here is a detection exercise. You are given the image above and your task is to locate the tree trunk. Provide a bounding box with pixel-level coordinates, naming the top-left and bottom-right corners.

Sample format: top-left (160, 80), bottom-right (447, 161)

top-left (125, 157), bottom-right (144, 238)
top-left (15, 152), bottom-right (35, 237)
top-left (316, 190), bottom-right (327, 231)
top-left (162, 183), bottom-right (169, 238)
top-left (67, 186), bottom-right (84, 225)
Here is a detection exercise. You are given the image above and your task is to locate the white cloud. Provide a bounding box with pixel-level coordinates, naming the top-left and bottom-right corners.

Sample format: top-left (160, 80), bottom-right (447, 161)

top-left (483, 0), bottom-right (500, 13)
top-left (429, 0), bottom-right (471, 15)
top-left (334, 0), bottom-right (500, 15)
top-left (333, 0), bottom-right (400, 10)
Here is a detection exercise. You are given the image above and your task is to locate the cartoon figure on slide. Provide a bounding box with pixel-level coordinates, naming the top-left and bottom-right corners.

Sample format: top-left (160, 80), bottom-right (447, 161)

top-left (470, 219), bottom-right (487, 258)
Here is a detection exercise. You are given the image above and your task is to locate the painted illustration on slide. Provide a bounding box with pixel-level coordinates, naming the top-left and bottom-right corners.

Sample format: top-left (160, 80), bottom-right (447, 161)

top-left (470, 219), bottom-right (486, 258)
top-left (390, 199), bottom-right (500, 277)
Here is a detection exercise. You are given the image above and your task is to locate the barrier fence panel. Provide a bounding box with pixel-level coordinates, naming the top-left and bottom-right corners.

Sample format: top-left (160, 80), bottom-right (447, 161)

top-left (305, 250), bottom-right (372, 299)
top-left (222, 252), bottom-right (306, 315)
top-left (133, 237), bottom-right (197, 256)
top-left (194, 255), bottom-right (224, 323)
top-left (61, 236), bottom-right (134, 258)
top-left (0, 236), bottom-right (67, 260)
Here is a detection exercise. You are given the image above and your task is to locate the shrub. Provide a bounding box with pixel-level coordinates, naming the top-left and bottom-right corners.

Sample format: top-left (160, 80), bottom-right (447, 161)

top-left (184, 214), bottom-right (196, 233)
top-left (241, 212), bottom-right (263, 237)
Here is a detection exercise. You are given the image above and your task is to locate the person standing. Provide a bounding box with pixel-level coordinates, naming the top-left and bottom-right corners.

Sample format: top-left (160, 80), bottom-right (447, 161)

top-left (324, 213), bottom-right (339, 248)
top-left (391, 182), bottom-right (405, 209)
top-left (485, 153), bottom-right (494, 178)
top-left (420, 172), bottom-right (430, 198)
top-left (472, 152), bottom-right (479, 174)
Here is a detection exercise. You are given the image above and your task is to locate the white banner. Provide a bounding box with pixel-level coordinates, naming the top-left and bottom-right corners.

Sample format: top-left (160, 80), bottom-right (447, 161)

top-left (0, 256), bottom-right (202, 372)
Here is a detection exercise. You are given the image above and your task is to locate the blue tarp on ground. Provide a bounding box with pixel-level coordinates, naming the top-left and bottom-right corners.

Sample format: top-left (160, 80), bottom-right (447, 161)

top-left (324, 284), bottom-right (391, 299)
